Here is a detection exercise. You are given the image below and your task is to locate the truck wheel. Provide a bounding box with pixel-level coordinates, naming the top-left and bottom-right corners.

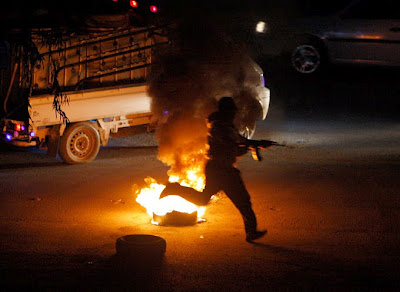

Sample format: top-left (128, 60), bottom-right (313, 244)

top-left (59, 122), bottom-right (100, 164)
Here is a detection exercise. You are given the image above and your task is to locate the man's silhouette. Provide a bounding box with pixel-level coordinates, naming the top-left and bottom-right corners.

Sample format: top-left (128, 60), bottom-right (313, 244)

top-left (161, 97), bottom-right (267, 242)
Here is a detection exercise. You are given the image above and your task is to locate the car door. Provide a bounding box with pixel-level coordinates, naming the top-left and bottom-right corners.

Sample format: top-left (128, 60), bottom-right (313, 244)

top-left (326, 0), bottom-right (400, 66)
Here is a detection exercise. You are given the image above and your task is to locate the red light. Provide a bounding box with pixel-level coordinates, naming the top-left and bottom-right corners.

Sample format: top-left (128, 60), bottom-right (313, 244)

top-left (14, 124), bottom-right (21, 131)
top-left (150, 5), bottom-right (157, 13)
top-left (130, 0), bottom-right (138, 7)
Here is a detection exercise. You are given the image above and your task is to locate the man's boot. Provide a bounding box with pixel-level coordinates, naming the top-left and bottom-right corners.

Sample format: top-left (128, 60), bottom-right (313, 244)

top-left (246, 230), bottom-right (267, 243)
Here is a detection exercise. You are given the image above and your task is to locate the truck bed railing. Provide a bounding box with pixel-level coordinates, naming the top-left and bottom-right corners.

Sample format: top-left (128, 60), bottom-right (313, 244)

top-left (58, 42), bottom-right (168, 72)
top-left (37, 24), bottom-right (169, 56)
top-left (31, 24), bottom-right (170, 93)
top-left (75, 63), bottom-right (150, 90)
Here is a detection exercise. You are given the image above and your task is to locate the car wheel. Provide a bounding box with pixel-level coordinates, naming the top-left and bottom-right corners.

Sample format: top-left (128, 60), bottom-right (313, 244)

top-left (58, 122), bottom-right (100, 164)
top-left (116, 234), bottom-right (166, 258)
top-left (291, 43), bottom-right (323, 74)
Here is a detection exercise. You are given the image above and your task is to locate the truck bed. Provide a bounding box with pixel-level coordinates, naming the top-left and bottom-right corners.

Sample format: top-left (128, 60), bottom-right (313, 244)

top-left (29, 84), bottom-right (151, 127)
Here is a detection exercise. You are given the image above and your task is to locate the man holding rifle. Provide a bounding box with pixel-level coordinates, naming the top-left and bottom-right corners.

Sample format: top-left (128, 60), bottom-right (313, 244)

top-left (161, 97), bottom-right (278, 242)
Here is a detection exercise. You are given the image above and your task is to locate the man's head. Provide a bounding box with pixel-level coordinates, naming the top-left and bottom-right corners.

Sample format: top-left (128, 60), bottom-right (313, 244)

top-left (217, 96), bottom-right (237, 122)
top-left (218, 96), bottom-right (237, 112)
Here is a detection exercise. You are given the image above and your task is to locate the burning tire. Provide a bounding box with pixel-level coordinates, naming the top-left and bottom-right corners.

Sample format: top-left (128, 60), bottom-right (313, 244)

top-left (58, 122), bottom-right (100, 164)
top-left (116, 234), bottom-right (166, 258)
top-left (153, 211), bottom-right (198, 226)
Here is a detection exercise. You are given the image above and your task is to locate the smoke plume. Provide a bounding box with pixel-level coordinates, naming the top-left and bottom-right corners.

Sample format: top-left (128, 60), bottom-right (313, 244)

top-left (147, 18), bottom-right (263, 184)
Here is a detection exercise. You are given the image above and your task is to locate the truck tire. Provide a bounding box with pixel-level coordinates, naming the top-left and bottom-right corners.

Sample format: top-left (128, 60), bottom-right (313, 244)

top-left (58, 122), bottom-right (100, 164)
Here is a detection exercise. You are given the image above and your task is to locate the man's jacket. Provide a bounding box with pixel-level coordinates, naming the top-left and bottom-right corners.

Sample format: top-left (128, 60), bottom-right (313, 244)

top-left (206, 111), bottom-right (248, 167)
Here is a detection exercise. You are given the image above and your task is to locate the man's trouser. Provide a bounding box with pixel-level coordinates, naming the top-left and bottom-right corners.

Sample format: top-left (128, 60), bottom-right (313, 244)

top-left (204, 160), bottom-right (258, 235)
top-left (161, 160), bottom-right (258, 234)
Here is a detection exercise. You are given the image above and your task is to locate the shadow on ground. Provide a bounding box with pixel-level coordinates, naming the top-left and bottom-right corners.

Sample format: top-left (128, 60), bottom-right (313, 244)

top-left (97, 146), bottom-right (158, 160)
top-left (0, 143), bottom-right (158, 169)
top-left (1, 243), bottom-right (398, 290)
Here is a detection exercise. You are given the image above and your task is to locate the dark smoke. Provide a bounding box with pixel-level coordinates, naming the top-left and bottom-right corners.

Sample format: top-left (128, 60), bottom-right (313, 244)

top-left (147, 18), bottom-right (263, 177)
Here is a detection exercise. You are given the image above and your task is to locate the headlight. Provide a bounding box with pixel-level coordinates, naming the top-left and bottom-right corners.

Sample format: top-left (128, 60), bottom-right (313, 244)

top-left (260, 73), bottom-right (265, 87)
top-left (255, 21), bottom-right (268, 33)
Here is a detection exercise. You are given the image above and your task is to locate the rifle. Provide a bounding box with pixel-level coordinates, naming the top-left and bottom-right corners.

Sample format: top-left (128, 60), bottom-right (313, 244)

top-left (240, 140), bottom-right (287, 162)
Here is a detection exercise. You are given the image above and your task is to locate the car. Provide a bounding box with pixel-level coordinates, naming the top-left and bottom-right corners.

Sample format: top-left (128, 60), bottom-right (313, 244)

top-left (255, 0), bottom-right (400, 74)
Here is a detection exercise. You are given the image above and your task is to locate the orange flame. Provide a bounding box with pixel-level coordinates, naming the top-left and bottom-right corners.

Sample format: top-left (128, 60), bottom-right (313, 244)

top-left (135, 146), bottom-right (208, 223)
top-left (135, 177), bottom-right (206, 223)
top-left (135, 112), bottom-right (209, 223)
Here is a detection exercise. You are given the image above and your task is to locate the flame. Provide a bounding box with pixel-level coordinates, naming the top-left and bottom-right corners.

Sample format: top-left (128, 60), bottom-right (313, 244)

top-left (135, 111), bottom-right (209, 224)
top-left (167, 150), bottom-right (206, 192)
top-left (135, 148), bottom-right (207, 223)
top-left (136, 177), bottom-right (206, 223)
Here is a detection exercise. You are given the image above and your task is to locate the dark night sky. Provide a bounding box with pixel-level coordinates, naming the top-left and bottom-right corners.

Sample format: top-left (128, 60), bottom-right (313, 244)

top-left (0, 0), bottom-right (356, 45)
top-left (1, 0), bottom-right (355, 23)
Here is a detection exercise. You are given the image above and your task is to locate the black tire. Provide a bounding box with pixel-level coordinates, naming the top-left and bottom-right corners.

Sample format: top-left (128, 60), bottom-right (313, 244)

top-left (288, 38), bottom-right (327, 75)
top-left (116, 234), bottom-right (166, 258)
top-left (58, 122), bottom-right (100, 164)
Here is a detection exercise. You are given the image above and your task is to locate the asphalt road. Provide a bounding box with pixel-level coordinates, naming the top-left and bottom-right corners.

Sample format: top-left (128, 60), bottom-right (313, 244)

top-left (0, 64), bottom-right (399, 290)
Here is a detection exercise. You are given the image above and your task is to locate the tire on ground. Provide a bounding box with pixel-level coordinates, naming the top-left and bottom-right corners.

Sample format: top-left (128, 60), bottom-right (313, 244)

top-left (58, 122), bottom-right (101, 164)
top-left (116, 234), bottom-right (167, 258)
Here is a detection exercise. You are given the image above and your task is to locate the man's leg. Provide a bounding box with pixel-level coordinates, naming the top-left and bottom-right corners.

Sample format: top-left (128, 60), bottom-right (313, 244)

top-left (221, 167), bottom-right (266, 241)
top-left (159, 182), bottom-right (210, 206)
top-left (159, 160), bottom-right (223, 206)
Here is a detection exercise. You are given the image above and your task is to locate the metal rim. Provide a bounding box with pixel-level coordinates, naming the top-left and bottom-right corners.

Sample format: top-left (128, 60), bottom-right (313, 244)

top-left (291, 44), bottom-right (321, 74)
top-left (68, 128), bottom-right (95, 159)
